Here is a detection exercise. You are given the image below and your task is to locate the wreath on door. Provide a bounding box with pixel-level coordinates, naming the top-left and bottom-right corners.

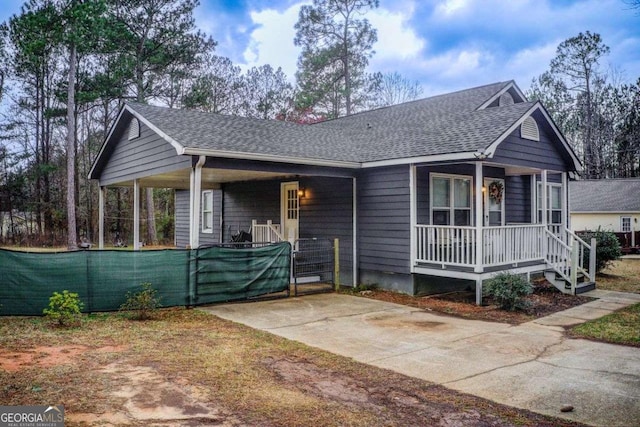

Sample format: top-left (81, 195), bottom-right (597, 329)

top-left (488, 180), bottom-right (503, 204)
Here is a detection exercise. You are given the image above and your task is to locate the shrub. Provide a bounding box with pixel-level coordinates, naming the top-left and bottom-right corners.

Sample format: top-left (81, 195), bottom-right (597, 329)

top-left (43, 290), bottom-right (84, 327)
top-left (577, 229), bottom-right (622, 273)
top-left (120, 283), bottom-right (162, 320)
top-left (483, 273), bottom-right (533, 311)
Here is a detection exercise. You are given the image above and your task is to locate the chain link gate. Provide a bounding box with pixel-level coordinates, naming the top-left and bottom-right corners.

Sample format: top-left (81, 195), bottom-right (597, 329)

top-left (292, 238), bottom-right (335, 296)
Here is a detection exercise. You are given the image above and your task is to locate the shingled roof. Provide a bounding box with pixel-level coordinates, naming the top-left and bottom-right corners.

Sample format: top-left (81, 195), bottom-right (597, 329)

top-left (91, 80), bottom-right (579, 178)
top-left (571, 179), bottom-right (640, 212)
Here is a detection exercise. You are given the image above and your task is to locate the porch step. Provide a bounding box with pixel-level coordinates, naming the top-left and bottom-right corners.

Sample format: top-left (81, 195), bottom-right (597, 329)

top-left (575, 282), bottom-right (596, 294)
top-left (544, 269), bottom-right (595, 295)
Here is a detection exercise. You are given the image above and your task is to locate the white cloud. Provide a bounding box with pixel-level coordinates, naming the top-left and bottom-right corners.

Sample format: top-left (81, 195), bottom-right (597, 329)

top-left (241, 4), bottom-right (304, 78)
top-left (368, 6), bottom-right (426, 62)
top-left (435, 0), bottom-right (472, 17)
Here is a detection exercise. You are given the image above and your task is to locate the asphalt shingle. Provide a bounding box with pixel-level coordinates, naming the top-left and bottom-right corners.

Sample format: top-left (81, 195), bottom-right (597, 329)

top-left (570, 179), bottom-right (640, 212)
top-left (126, 81), bottom-right (536, 164)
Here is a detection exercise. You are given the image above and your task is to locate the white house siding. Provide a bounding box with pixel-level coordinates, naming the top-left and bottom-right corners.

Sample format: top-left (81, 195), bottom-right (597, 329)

top-left (571, 213), bottom-right (640, 233)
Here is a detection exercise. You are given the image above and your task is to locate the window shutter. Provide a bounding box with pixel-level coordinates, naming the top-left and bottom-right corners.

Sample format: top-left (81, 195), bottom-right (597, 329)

top-left (128, 118), bottom-right (140, 140)
top-left (521, 117), bottom-right (539, 141)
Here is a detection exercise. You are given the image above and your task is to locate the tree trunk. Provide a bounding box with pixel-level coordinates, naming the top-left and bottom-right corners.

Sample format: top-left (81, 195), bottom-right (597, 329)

top-left (66, 42), bottom-right (78, 250)
top-left (145, 187), bottom-right (157, 245)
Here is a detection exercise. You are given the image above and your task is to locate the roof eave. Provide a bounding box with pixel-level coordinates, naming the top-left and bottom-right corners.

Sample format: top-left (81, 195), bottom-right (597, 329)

top-left (361, 151), bottom-right (481, 168)
top-left (181, 147), bottom-right (362, 169)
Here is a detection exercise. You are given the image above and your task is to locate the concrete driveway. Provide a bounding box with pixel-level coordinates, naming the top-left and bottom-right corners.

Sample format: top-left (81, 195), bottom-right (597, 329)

top-left (201, 290), bottom-right (640, 427)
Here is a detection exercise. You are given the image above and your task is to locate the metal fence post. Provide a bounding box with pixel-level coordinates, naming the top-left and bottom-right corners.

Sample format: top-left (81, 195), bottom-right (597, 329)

top-left (334, 238), bottom-right (340, 291)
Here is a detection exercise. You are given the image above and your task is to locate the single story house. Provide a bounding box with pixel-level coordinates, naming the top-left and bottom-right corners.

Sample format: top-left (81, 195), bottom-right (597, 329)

top-left (571, 178), bottom-right (640, 252)
top-left (89, 81), bottom-right (596, 303)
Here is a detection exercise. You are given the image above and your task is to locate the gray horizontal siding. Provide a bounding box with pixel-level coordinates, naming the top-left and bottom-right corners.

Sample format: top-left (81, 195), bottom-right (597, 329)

top-left (299, 176), bottom-right (354, 285)
top-left (492, 111), bottom-right (571, 172)
top-left (100, 118), bottom-right (191, 186)
top-left (357, 165), bottom-right (411, 276)
top-left (222, 181), bottom-right (280, 242)
top-left (505, 175), bottom-right (531, 224)
top-left (175, 189), bottom-right (222, 248)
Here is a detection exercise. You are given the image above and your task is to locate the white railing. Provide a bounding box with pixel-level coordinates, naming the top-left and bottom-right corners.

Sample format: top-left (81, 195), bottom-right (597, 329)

top-left (251, 220), bottom-right (284, 243)
top-left (415, 224), bottom-right (546, 268)
top-left (415, 225), bottom-right (476, 267)
top-left (545, 227), bottom-right (596, 290)
top-left (483, 224), bottom-right (545, 266)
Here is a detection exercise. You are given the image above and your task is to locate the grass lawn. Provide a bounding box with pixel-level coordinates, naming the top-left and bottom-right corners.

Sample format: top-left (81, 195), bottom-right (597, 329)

top-left (597, 258), bottom-right (640, 293)
top-left (570, 303), bottom-right (640, 346)
top-left (0, 309), bottom-right (585, 427)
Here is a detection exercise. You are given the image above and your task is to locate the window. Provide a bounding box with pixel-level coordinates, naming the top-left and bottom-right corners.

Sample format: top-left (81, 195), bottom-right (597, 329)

top-left (521, 117), bottom-right (539, 141)
top-left (537, 183), bottom-right (562, 224)
top-left (128, 118), bottom-right (140, 140)
top-left (621, 217), bottom-right (631, 233)
top-left (201, 190), bottom-right (213, 233)
top-left (431, 175), bottom-right (472, 226)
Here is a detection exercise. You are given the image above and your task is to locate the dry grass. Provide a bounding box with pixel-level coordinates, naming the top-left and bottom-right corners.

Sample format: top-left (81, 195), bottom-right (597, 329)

top-left (597, 258), bottom-right (640, 293)
top-left (0, 309), bottom-right (584, 426)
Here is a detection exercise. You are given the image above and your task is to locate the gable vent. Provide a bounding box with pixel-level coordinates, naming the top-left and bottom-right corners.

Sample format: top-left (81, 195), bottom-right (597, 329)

top-left (521, 117), bottom-right (539, 141)
top-left (499, 92), bottom-right (514, 106)
top-left (128, 118), bottom-right (140, 140)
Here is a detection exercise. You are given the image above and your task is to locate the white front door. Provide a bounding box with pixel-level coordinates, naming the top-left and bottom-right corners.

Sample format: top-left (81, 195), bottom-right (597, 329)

top-left (281, 182), bottom-right (300, 244)
top-left (484, 178), bottom-right (505, 226)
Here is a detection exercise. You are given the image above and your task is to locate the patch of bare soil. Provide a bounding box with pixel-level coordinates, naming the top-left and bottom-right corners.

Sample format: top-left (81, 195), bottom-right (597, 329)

top-left (262, 357), bottom-right (581, 427)
top-left (357, 281), bottom-right (593, 325)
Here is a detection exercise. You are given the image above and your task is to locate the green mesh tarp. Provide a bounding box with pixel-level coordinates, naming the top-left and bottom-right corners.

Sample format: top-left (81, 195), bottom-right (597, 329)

top-left (194, 243), bottom-right (291, 304)
top-left (0, 242), bottom-right (291, 316)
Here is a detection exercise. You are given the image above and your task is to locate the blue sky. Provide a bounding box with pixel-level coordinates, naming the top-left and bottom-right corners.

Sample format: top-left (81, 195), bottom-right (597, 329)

top-left (2, 0), bottom-right (639, 96)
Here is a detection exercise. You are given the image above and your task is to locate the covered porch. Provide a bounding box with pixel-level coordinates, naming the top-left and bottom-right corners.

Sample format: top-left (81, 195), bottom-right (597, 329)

top-left (409, 161), bottom-right (596, 303)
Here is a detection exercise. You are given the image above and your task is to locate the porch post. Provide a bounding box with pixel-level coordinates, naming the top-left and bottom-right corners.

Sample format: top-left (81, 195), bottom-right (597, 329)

top-left (133, 179), bottom-right (140, 251)
top-left (474, 161), bottom-right (484, 273)
top-left (530, 173), bottom-right (537, 223)
top-left (190, 156), bottom-right (206, 249)
top-left (409, 164), bottom-right (417, 273)
top-left (561, 172), bottom-right (568, 232)
top-left (98, 186), bottom-right (105, 249)
top-left (541, 170), bottom-right (548, 228)
top-left (474, 162), bottom-right (484, 305)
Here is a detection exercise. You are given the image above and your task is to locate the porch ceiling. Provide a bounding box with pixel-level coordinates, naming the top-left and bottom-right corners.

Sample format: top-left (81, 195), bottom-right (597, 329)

top-left (109, 168), bottom-right (295, 189)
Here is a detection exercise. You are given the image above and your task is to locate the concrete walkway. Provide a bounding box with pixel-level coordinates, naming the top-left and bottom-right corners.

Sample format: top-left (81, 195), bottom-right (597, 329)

top-left (201, 290), bottom-right (640, 427)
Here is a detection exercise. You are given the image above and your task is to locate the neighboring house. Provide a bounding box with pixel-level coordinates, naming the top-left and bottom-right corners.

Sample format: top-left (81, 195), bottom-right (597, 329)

top-left (570, 178), bottom-right (640, 252)
top-left (89, 81), bottom-right (595, 303)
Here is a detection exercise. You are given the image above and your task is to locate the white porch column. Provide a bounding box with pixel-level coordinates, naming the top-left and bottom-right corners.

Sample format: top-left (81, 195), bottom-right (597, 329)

top-left (98, 186), bottom-right (105, 249)
top-left (409, 164), bottom-right (417, 273)
top-left (541, 170), bottom-right (548, 228)
top-left (474, 162), bottom-right (484, 304)
top-left (189, 156), bottom-right (206, 249)
top-left (133, 179), bottom-right (140, 251)
top-left (561, 172), bottom-right (568, 232)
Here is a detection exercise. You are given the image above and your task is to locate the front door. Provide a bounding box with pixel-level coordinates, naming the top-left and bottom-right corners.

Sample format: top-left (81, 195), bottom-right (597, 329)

top-left (484, 178), bottom-right (504, 226)
top-left (281, 182), bottom-right (300, 244)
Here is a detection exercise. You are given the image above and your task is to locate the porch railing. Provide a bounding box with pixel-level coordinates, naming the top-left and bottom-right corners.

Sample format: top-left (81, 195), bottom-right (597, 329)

top-left (415, 224), bottom-right (546, 268)
top-left (251, 220), bottom-right (284, 243)
top-left (545, 228), bottom-right (596, 290)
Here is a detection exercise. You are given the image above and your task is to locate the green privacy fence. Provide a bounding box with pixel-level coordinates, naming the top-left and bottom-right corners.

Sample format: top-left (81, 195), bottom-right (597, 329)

top-left (0, 242), bottom-right (291, 316)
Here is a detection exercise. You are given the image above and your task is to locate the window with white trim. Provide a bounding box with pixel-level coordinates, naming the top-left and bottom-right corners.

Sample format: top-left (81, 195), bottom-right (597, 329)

top-left (201, 190), bottom-right (213, 233)
top-left (431, 174), bottom-right (472, 226)
top-left (621, 217), bottom-right (631, 233)
top-left (537, 182), bottom-right (562, 225)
